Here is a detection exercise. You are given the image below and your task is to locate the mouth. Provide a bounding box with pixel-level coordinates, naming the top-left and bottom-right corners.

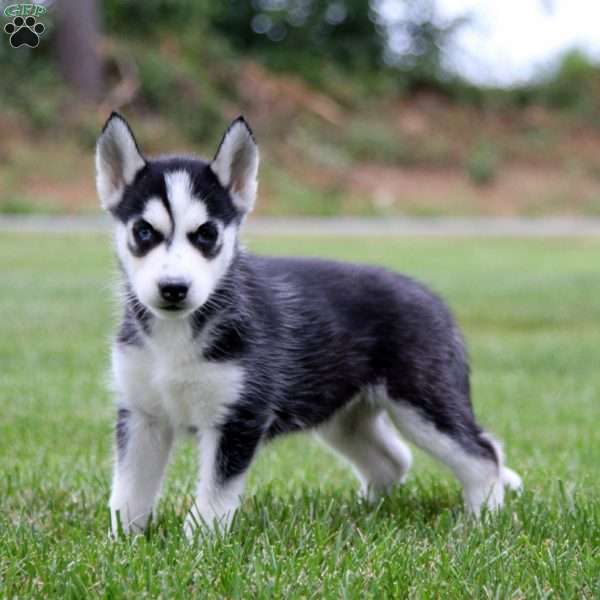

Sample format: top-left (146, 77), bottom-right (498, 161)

top-left (151, 301), bottom-right (196, 319)
top-left (159, 304), bottom-right (185, 312)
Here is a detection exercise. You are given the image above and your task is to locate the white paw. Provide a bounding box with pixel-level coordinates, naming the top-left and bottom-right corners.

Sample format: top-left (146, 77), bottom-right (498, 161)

top-left (359, 475), bottom-right (409, 504)
top-left (109, 505), bottom-right (150, 537)
top-left (183, 507), bottom-right (235, 541)
top-left (183, 513), bottom-right (204, 541)
top-left (501, 467), bottom-right (523, 493)
top-left (463, 477), bottom-right (505, 517)
top-left (360, 483), bottom-right (383, 504)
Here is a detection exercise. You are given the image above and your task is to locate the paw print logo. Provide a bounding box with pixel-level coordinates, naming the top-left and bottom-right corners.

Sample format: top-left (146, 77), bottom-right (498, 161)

top-left (4, 15), bottom-right (45, 48)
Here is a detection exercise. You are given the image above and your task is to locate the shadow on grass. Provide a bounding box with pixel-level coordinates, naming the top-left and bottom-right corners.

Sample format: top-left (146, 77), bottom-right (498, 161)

top-left (142, 479), bottom-right (464, 547)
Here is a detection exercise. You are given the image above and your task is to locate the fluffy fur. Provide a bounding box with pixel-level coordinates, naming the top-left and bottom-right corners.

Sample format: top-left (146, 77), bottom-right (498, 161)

top-left (97, 113), bottom-right (522, 538)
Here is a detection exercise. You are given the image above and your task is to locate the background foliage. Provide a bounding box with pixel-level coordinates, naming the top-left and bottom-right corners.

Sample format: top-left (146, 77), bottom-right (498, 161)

top-left (2, 0), bottom-right (600, 216)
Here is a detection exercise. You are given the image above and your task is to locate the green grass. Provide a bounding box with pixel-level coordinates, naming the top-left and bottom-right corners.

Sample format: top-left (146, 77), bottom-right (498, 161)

top-left (1, 233), bottom-right (599, 598)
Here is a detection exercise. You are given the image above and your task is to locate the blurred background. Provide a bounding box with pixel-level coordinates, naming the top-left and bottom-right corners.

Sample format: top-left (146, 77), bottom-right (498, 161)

top-left (2, 0), bottom-right (600, 218)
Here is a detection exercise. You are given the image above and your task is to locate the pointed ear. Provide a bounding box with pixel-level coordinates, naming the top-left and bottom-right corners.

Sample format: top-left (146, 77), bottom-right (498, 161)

top-left (95, 112), bottom-right (146, 211)
top-left (211, 116), bottom-right (259, 214)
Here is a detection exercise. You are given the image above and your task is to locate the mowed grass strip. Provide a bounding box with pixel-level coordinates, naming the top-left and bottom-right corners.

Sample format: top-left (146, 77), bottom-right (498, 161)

top-left (1, 233), bottom-right (599, 598)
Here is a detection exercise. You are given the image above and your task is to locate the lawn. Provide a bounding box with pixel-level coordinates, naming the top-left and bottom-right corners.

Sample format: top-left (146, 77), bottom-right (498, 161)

top-left (1, 232), bottom-right (599, 598)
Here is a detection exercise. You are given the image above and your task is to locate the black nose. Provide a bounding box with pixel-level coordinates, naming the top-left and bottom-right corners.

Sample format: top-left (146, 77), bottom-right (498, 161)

top-left (159, 281), bottom-right (189, 303)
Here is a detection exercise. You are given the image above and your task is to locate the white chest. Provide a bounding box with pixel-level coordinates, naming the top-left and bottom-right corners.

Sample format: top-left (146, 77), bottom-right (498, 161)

top-left (112, 320), bottom-right (244, 431)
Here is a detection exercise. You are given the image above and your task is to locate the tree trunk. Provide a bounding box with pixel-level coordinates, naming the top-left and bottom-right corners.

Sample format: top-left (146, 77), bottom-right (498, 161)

top-left (55, 0), bottom-right (102, 102)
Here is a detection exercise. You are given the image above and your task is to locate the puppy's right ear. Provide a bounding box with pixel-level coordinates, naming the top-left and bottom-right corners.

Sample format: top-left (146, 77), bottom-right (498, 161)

top-left (96, 113), bottom-right (146, 211)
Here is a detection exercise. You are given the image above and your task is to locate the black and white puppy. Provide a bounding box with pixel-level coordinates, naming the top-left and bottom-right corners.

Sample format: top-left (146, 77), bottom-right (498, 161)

top-left (96, 113), bottom-right (521, 538)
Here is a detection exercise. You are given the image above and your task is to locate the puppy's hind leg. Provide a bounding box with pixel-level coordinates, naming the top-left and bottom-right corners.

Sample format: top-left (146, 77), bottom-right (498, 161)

top-left (386, 398), bottom-right (516, 516)
top-left (317, 395), bottom-right (413, 501)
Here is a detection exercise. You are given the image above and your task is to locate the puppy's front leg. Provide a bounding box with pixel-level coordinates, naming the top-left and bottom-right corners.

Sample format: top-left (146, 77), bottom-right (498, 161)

top-left (184, 423), bottom-right (261, 539)
top-left (109, 408), bottom-right (173, 535)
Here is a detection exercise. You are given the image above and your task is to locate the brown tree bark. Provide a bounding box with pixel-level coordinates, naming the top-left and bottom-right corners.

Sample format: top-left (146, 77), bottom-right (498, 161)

top-left (55, 0), bottom-right (103, 102)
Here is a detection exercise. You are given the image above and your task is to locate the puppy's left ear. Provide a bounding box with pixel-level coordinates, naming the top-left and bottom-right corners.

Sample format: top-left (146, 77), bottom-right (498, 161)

top-left (211, 116), bottom-right (259, 215)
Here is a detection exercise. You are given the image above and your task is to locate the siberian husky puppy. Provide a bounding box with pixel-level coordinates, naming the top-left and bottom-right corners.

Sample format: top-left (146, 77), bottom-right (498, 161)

top-left (96, 113), bottom-right (521, 537)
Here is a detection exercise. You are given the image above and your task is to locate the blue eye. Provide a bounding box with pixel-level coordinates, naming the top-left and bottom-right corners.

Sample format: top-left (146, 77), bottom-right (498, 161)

top-left (133, 220), bottom-right (158, 245)
top-left (138, 227), bottom-right (152, 242)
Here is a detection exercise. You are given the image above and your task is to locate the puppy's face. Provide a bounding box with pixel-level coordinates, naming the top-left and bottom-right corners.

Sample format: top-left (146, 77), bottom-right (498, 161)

top-left (96, 114), bottom-right (259, 319)
top-left (111, 163), bottom-right (239, 320)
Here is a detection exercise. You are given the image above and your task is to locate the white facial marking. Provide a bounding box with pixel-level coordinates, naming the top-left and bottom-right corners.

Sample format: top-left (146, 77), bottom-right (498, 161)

top-left (164, 171), bottom-right (200, 228)
top-left (142, 197), bottom-right (172, 237)
top-left (164, 171), bottom-right (211, 234)
top-left (183, 202), bottom-right (211, 233)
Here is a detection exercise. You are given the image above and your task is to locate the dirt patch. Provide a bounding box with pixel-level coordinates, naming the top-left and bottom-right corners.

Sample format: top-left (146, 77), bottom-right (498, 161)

top-left (344, 163), bottom-right (600, 216)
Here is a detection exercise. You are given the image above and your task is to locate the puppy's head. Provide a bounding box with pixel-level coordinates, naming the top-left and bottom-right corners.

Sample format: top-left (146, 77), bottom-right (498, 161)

top-left (96, 113), bottom-right (258, 319)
